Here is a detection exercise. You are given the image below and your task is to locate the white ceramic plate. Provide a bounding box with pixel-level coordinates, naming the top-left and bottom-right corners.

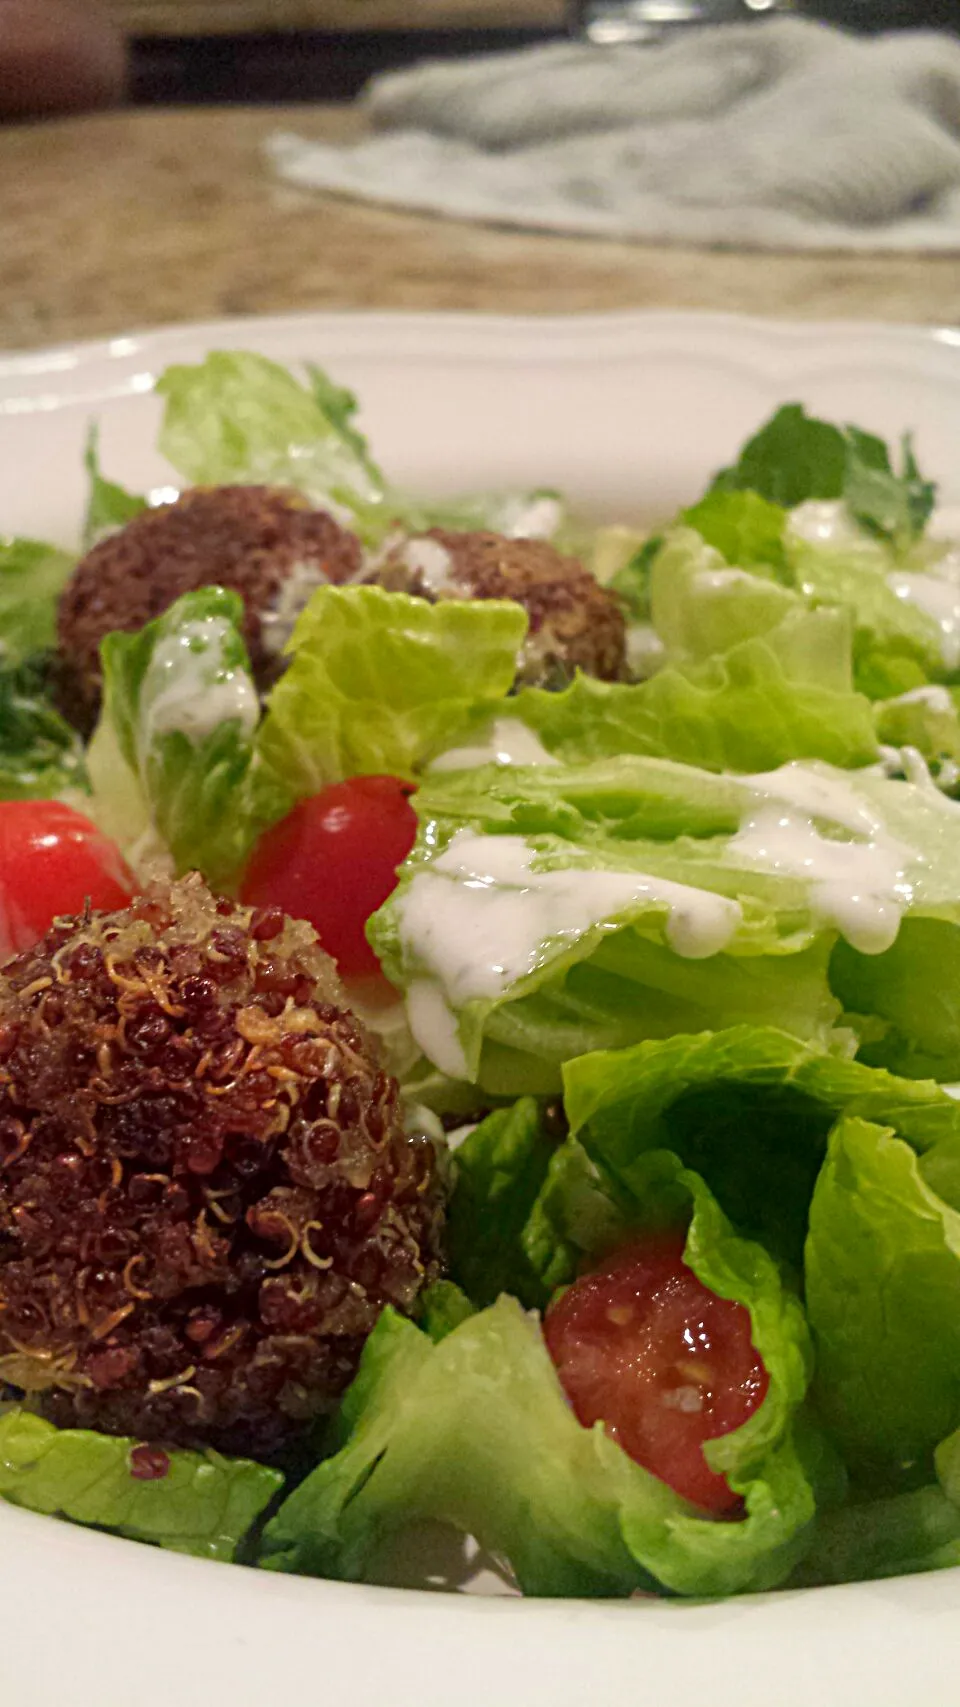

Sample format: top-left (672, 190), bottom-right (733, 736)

top-left (3, 310), bottom-right (960, 1707)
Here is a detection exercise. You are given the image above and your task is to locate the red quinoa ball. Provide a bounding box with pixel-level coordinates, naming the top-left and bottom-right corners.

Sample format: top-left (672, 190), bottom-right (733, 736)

top-left (57, 485), bottom-right (362, 723)
top-left (0, 876), bottom-right (445, 1458)
top-left (371, 527), bottom-right (627, 689)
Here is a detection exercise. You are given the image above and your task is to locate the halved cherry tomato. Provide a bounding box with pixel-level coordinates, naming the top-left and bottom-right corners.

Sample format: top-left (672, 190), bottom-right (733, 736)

top-left (0, 800), bottom-right (135, 964)
top-left (240, 775), bottom-right (418, 980)
top-left (543, 1233), bottom-right (769, 1514)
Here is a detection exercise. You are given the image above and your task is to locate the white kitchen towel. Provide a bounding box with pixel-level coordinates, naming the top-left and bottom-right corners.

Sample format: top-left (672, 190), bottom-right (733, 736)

top-left (265, 19), bottom-right (960, 251)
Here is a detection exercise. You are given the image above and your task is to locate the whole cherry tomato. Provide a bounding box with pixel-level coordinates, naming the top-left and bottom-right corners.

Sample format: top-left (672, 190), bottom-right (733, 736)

top-left (241, 775), bottom-right (418, 979)
top-left (0, 800), bottom-right (135, 964)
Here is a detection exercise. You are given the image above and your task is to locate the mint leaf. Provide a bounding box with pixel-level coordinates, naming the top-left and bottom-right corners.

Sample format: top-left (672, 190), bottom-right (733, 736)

top-left (712, 405), bottom-right (847, 509)
top-left (711, 405), bottom-right (936, 547)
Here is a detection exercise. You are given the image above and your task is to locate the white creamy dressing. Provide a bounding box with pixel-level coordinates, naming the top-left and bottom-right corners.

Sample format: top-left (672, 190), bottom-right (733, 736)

top-left (625, 622), bottom-right (666, 680)
top-left (888, 572), bottom-right (960, 670)
top-left (399, 831), bottom-right (743, 1073)
top-left (140, 616), bottom-right (259, 751)
top-left (406, 980), bottom-right (471, 1081)
top-left (259, 560), bottom-right (328, 659)
top-left (498, 494), bottom-right (563, 540)
top-left (727, 762), bottom-right (917, 955)
top-left (401, 834), bottom-right (743, 1072)
top-left (692, 567), bottom-right (762, 593)
top-left (788, 500), bottom-right (866, 548)
top-left (401, 537), bottom-right (458, 596)
top-left (429, 717), bottom-right (559, 773)
top-left (883, 685), bottom-right (955, 714)
top-left (788, 501), bottom-right (960, 670)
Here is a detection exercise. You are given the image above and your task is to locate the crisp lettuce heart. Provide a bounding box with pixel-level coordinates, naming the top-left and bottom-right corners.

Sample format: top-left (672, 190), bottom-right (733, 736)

top-left (260, 1155), bottom-right (816, 1599)
top-left (93, 585), bottom-right (266, 889)
top-left (0, 1410), bottom-right (280, 1562)
top-left (255, 585), bottom-right (527, 801)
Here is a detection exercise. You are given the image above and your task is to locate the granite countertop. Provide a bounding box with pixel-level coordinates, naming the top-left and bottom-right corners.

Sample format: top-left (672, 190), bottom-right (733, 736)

top-left (3, 104), bottom-right (960, 353)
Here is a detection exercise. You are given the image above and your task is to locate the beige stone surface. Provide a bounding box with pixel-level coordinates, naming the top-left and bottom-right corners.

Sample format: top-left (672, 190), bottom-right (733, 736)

top-left (3, 105), bottom-right (960, 353)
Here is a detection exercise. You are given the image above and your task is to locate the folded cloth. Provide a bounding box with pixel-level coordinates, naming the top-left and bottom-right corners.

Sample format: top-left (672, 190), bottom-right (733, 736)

top-left (265, 18), bottom-right (960, 251)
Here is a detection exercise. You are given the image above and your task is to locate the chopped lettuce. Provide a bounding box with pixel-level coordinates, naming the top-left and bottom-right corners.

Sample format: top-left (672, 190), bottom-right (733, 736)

top-left (510, 627), bottom-right (878, 775)
top-left (370, 779), bottom-right (846, 1091)
top-left (805, 1115), bottom-right (960, 1484)
top-left (874, 686), bottom-right (960, 779)
top-left (446, 1098), bottom-right (559, 1309)
top-left (791, 1483), bottom-right (960, 1587)
top-left (782, 520), bottom-right (948, 699)
top-left (372, 753), bottom-right (960, 1092)
top-left (416, 1279), bottom-right (476, 1343)
top-left (83, 426), bottom-right (148, 548)
top-left (0, 660), bottom-right (88, 801)
top-left (832, 916), bottom-right (960, 1083)
top-left (563, 1026), bottom-right (960, 1273)
top-left (0, 1410), bottom-right (280, 1561)
top-left (261, 1155), bottom-right (815, 1598)
top-left (94, 586), bottom-right (267, 889)
top-left (256, 585), bottom-right (527, 800)
top-left (521, 1133), bottom-right (635, 1294)
top-left (156, 351), bottom-right (384, 509)
top-left (678, 490), bottom-right (787, 577)
top-left (0, 536), bottom-right (74, 668)
top-left (429, 528), bottom-right (878, 778)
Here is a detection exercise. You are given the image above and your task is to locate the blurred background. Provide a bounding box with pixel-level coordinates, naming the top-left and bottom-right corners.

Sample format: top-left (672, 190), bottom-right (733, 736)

top-left (128, 2), bottom-right (960, 104)
top-left (4, 0), bottom-right (960, 352)
top-left (7, 0), bottom-right (960, 115)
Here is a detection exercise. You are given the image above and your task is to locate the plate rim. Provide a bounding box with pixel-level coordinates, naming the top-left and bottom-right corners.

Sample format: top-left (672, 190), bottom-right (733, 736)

top-left (2, 306), bottom-right (960, 389)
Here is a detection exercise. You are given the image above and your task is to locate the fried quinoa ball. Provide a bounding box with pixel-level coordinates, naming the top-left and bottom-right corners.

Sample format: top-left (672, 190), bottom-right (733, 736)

top-left (57, 485), bottom-right (362, 724)
top-left (0, 876), bottom-right (444, 1458)
top-left (372, 527), bottom-right (627, 689)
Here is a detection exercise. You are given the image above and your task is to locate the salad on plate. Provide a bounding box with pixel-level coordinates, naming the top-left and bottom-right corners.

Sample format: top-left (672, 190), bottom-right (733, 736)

top-left (3, 351), bottom-right (960, 1598)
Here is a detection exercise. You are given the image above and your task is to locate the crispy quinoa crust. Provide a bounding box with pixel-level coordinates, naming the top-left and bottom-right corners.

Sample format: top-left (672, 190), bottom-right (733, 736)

top-left (57, 485), bottom-right (362, 723)
top-left (376, 528), bottom-right (627, 688)
top-left (0, 877), bottom-right (444, 1457)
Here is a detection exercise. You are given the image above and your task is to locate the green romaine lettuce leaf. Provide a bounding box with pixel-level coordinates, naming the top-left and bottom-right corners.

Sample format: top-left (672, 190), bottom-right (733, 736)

top-left (606, 534), bottom-right (661, 622)
top-left (790, 1484), bottom-right (960, 1587)
top-left (156, 351), bottom-right (384, 508)
top-left (446, 1098), bottom-right (559, 1309)
top-left (783, 521), bottom-right (948, 699)
top-left (509, 623), bottom-right (878, 775)
top-left (0, 537), bottom-right (74, 668)
top-left (0, 660), bottom-right (88, 802)
top-left (678, 490), bottom-right (787, 577)
top-left (255, 585), bottom-right (527, 800)
top-left (261, 1155), bottom-right (816, 1599)
top-left (430, 528), bottom-right (876, 778)
top-left (374, 753), bottom-right (960, 1092)
top-left (83, 426), bottom-right (148, 549)
top-left (563, 1026), bottom-right (960, 1271)
top-left (520, 1134), bottom-right (635, 1293)
top-left (805, 1114), bottom-right (960, 1484)
top-left (832, 917), bottom-right (960, 1081)
top-left (874, 685), bottom-right (960, 780)
top-left (95, 586), bottom-right (267, 889)
top-left (0, 1409), bottom-right (280, 1561)
top-left (416, 1280), bottom-right (476, 1343)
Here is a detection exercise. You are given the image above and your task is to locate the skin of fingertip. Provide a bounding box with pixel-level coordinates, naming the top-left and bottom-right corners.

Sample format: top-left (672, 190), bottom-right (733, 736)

top-left (0, 0), bottom-right (127, 119)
